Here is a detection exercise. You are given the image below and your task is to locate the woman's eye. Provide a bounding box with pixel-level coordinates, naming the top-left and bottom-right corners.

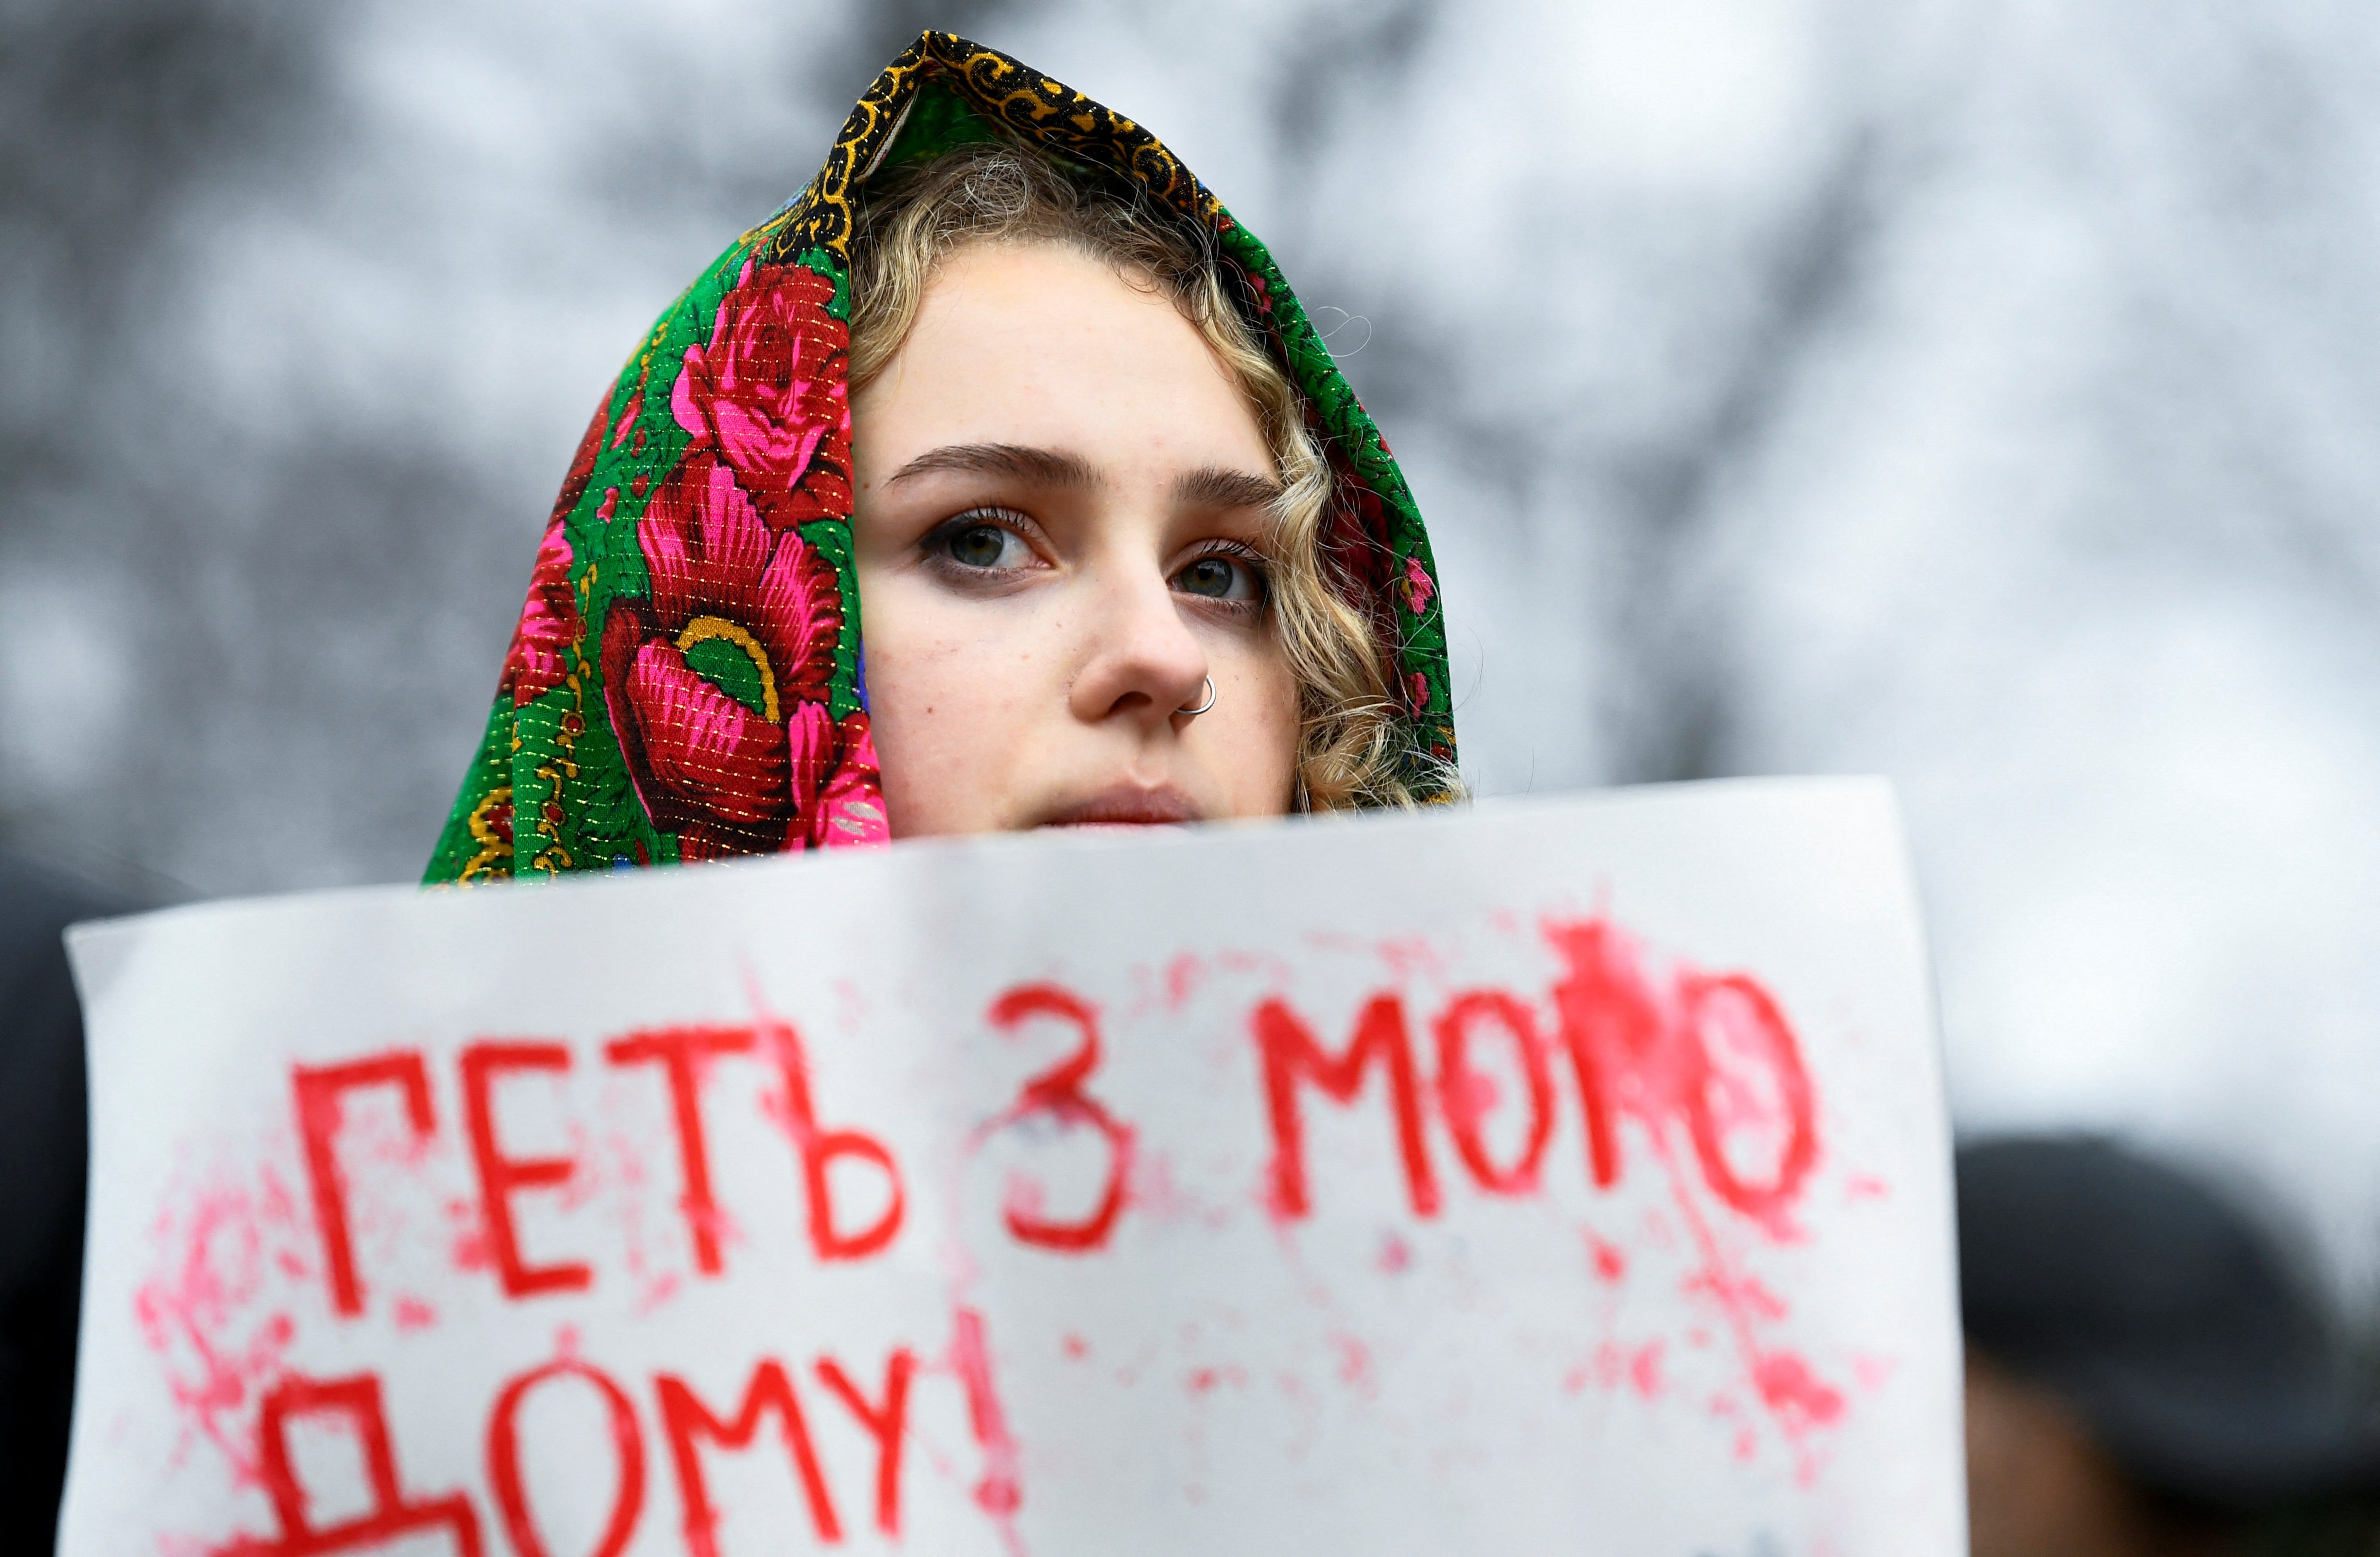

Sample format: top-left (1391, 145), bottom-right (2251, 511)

top-left (1173, 553), bottom-right (1264, 603)
top-left (939, 521), bottom-right (1023, 570)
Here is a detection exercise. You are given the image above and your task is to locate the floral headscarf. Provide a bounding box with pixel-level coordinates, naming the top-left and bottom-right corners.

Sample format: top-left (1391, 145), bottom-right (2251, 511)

top-left (425, 32), bottom-right (1457, 884)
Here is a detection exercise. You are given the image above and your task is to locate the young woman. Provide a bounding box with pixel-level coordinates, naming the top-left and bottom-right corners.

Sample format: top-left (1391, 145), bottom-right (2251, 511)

top-left (426, 33), bottom-right (1458, 882)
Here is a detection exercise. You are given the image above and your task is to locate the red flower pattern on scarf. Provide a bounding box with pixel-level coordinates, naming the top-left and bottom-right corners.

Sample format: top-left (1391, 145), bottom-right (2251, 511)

top-left (1398, 553), bottom-right (1436, 615)
top-left (601, 454), bottom-right (879, 858)
top-left (497, 406), bottom-right (602, 705)
top-left (671, 259), bottom-right (852, 529)
top-left (810, 709), bottom-right (888, 848)
top-left (1319, 471), bottom-right (1402, 644)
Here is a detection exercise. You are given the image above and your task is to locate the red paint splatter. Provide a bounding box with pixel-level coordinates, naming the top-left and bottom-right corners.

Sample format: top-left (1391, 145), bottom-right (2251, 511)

top-left (134, 1168), bottom-right (307, 1486)
top-left (391, 1296), bottom-right (436, 1332)
top-left (1578, 1339), bottom-right (1664, 1399)
top-left (1584, 1232), bottom-right (1627, 1284)
top-left (1629, 1340), bottom-right (1666, 1400)
top-left (1377, 1233), bottom-right (1412, 1274)
top-left (444, 1196), bottom-right (490, 1274)
top-left (949, 1307), bottom-right (1025, 1555)
top-left (1126, 1151), bottom-right (1226, 1231)
top-left (1852, 1352), bottom-right (1901, 1392)
top-left (1844, 1173), bottom-right (1889, 1202)
top-left (833, 978), bottom-right (871, 1033)
top-left (1162, 953), bottom-right (1206, 1013)
top-left (1375, 935), bottom-right (1445, 985)
top-left (599, 1121), bottom-right (690, 1317)
top-left (1330, 1333), bottom-right (1377, 1398)
top-left (1534, 920), bottom-right (1846, 1469)
top-left (1002, 1174), bottom-right (1048, 1222)
top-left (1685, 1269), bottom-right (1786, 1322)
top-left (1754, 1353), bottom-right (1845, 1431)
top-left (1061, 1333), bottom-right (1089, 1361)
top-left (1647, 1107), bottom-right (1849, 1475)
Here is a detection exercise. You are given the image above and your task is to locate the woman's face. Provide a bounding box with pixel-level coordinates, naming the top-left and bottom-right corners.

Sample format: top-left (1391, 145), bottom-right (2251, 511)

top-left (852, 241), bottom-right (1302, 837)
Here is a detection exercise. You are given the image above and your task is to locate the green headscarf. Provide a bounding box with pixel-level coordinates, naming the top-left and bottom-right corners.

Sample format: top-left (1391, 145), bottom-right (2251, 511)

top-left (425, 32), bottom-right (1456, 884)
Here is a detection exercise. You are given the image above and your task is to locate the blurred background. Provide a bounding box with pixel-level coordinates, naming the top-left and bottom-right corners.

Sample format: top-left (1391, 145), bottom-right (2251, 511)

top-left (4, 0), bottom-right (2379, 1383)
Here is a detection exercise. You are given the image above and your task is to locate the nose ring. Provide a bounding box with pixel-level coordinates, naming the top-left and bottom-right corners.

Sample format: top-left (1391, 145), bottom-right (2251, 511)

top-left (1178, 675), bottom-right (1218, 718)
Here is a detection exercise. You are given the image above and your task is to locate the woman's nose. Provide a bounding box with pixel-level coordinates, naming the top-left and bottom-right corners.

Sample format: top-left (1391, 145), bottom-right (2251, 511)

top-left (1065, 561), bottom-right (1211, 731)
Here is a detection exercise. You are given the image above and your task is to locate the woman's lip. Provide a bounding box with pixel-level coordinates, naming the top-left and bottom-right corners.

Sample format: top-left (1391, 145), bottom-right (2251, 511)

top-left (1051, 822), bottom-right (1192, 836)
top-left (1037, 788), bottom-right (1202, 828)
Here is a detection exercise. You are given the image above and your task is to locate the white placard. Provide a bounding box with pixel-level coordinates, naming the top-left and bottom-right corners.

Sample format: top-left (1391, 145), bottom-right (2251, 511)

top-left (62, 779), bottom-right (1960, 1556)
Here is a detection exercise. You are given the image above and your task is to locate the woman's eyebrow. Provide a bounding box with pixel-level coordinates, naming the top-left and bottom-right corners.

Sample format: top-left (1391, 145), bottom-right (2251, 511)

top-left (1174, 466), bottom-right (1285, 510)
top-left (883, 442), bottom-right (1099, 489)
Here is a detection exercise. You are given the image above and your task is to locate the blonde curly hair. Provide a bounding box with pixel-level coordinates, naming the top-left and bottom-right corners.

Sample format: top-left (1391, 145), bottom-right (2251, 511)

top-left (849, 141), bottom-right (1433, 811)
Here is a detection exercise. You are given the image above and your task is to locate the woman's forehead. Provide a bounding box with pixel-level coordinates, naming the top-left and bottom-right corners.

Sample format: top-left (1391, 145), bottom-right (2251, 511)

top-left (855, 243), bottom-right (1274, 487)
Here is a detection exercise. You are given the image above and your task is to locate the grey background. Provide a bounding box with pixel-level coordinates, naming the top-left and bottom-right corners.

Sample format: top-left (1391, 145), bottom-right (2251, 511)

top-left (5, 2), bottom-right (2377, 1287)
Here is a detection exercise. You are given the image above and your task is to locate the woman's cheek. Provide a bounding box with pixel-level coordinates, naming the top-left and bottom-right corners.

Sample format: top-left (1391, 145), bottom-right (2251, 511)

top-left (1215, 641), bottom-right (1303, 817)
top-left (859, 578), bottom-right (980, 837)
